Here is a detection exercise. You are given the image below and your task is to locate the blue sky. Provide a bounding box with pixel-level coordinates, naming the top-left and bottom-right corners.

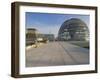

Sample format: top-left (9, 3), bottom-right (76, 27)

top-left (26, 12), bottom-right (89, 37)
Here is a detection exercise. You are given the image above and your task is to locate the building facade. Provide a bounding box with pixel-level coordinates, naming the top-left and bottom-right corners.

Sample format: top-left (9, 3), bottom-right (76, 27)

top-left (26, 28), bottom-right (55, 46)
top-left (26, 28), bottom-right (38, 45)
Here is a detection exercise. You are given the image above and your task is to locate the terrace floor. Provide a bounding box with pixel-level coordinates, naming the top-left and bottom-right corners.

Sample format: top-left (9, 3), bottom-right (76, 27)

top-left (26, 41), bottom-right (89, 67)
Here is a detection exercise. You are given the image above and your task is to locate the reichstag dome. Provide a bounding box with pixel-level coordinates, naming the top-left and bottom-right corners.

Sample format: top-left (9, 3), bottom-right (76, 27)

top-left (58, 18), bottom-right (89, 41)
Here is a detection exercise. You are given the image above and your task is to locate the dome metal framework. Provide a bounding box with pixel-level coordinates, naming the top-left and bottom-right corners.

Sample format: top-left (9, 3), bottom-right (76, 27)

top-left (58, 18), bottom-right (89, 41)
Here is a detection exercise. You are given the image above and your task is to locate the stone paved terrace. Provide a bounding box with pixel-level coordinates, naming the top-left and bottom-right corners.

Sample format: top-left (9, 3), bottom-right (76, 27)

top-left (26, 41), bottom-right (89, 67)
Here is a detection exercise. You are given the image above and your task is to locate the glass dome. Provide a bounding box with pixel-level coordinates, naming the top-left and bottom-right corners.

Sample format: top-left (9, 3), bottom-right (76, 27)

top-left (58, 18), bottom-right (89, 41)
